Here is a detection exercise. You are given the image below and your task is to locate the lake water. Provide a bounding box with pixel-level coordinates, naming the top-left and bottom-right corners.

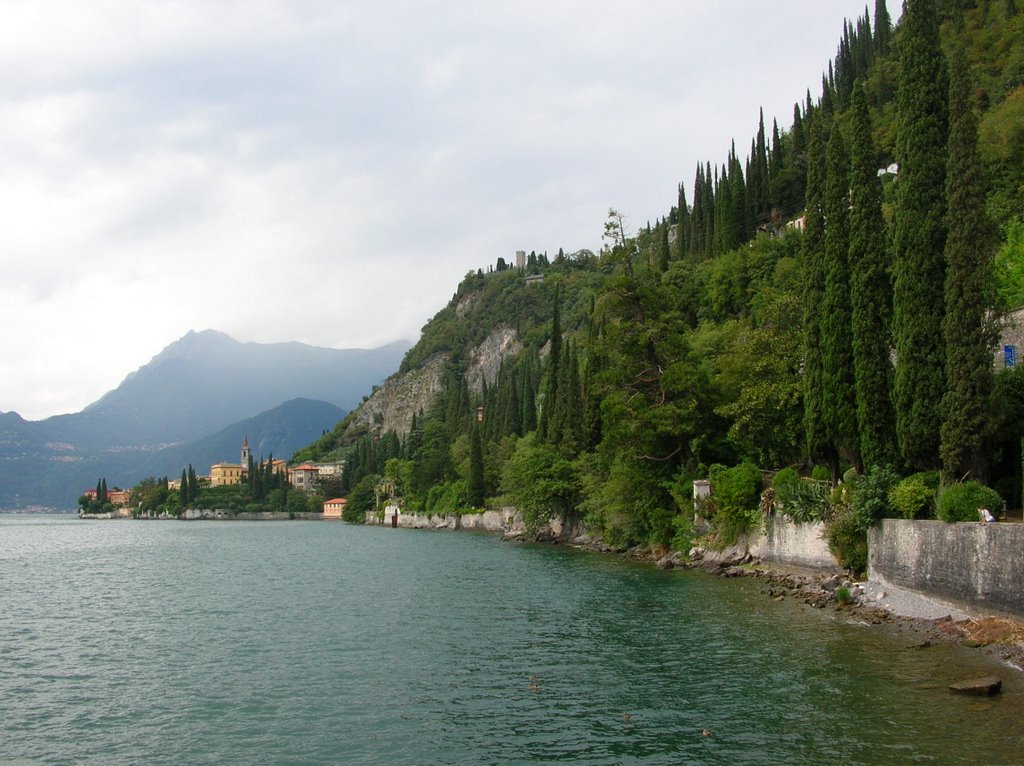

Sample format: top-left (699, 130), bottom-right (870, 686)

top-left (1, 515), bottom-right (1021, 765)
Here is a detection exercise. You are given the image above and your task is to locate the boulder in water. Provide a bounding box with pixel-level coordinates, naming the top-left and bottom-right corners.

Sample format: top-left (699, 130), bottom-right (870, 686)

top-left (949, 676), bottom-right (1002, 696)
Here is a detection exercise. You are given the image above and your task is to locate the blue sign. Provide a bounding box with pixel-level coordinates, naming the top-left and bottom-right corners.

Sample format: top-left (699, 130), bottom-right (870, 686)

top-left (1005, 345), bottom-right (1016, 368)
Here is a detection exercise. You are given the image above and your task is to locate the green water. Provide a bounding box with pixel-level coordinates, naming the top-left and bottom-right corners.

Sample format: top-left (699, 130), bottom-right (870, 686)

top-left (1, 516), bottom-right (1021, 765)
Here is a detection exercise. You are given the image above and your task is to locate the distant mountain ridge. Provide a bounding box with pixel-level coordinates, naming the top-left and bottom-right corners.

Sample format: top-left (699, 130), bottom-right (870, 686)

top-left (31, 330), bottom-right (410, 449)
top-left (0, 330), bottom-right (411, 509)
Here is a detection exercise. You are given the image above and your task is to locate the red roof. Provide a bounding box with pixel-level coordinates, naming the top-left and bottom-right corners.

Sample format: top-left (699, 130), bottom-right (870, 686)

top-left (325, 498), bottom-right (347, 505)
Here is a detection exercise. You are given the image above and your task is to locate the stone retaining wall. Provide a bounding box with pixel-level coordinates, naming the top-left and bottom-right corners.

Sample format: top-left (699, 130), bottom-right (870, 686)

top-left (750, 516), bottom-right (838, 570)
top-left (702, 516), bottom-right (839, 572)
top-left (869, 519), bottom-right (1024, 618)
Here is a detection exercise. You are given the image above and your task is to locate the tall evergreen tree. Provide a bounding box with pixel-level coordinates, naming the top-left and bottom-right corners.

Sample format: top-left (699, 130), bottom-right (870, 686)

top-left (940, 45), bottom-right (996, 482)
top-left (689, 166), bottom-right (705, 257)
top-left (180, 469), bottom-right (188, 507)
top-left (821, 121), bottom-right (860, 470)
top-left (849, 83), bottom-right (899, 470)
top-left (468, 424), bottom-right (485, 508)
top-left (803, 117), bottom-right (831, 463)
top-left (893, 0), bottom-right (948, 471)
top-left (676, 183), bottom-right (690, 257)
top-left (874, 0), bottom-right (892, 54)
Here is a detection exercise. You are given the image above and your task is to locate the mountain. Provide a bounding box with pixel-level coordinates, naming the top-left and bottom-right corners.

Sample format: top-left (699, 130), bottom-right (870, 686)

top-left (0, 330), bottom-right (410, 509)
top-left (33, 330), bottom-right (410, 449)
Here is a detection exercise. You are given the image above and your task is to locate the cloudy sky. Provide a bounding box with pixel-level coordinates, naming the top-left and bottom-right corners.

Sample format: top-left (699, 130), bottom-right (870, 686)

top-left (1, 1), bottom-right (890, 421)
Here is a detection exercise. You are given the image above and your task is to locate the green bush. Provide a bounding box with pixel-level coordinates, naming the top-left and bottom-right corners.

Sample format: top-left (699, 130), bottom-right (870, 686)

top-left (937, 482), bottom-right (1003, 523)
top-left (811, 465), bottom-right (831, 482)
top-left (851, 465), bottom-right (900, 530)
top-left (888, 472), bottom-right (939, 519)
top-left (775, 478), bottom-right (830, 522)
top-left (825, 503), bottom-right (868, 575)
top-left (772, 467), bottom-right (800, 490)
top-left (711, 462), bottom-right (763, 546)
top-left (670, 514), bottom-right (694, 553)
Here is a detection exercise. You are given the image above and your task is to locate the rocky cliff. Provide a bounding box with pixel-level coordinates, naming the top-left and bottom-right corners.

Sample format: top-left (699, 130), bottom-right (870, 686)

top-left (343, 353), bottom-right (449, 440)
top-left (465, 326), bottom-right (522, 394)
top-left (342, 324), bottom-right (526, 440)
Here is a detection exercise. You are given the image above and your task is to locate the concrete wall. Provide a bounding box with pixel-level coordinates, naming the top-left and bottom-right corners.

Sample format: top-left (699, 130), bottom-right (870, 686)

top-left (750, 517), bottom-right (838, 571)
top-left (365, 508), bottom-right (524, 533)
top-left (703, 516), bottom-right (839, 572)
top-left (869, 519), bottom-right (1024, 618)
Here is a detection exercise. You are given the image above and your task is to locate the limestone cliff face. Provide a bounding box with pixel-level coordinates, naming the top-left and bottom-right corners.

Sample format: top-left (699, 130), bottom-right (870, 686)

top-left (465, 326), bottom-right (522, 394)
top-left (342, 325), bottom-right (524, 440)
top-left (344, 353), bottom-right (449, 439)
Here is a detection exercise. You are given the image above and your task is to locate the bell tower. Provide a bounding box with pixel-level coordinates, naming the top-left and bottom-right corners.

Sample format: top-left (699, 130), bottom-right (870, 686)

top-left (241, 436), bottom-right (250, 468)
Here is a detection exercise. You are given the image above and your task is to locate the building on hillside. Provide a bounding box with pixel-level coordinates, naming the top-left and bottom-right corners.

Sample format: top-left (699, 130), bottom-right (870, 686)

top-left (83, 487), bottom-right (131, 507)
top-left (314, 461), bottom-right (345, 478)
top-left (323, 498), bottom-right (347, 518)
top-left (210, 463), bottom-right (244, 486)
top-left (288, 464), bottom-right (320, 491)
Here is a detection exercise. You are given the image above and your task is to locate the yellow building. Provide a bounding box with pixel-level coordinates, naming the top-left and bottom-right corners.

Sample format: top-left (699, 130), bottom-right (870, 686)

top-left (210, 463), bottom-right (244, 486)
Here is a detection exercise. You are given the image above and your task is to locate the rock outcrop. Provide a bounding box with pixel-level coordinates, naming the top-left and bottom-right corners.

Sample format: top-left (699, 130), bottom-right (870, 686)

top-left (465, 326), bottom-right (522, 394)
top-left (342, 326), bottom-right (524, 440)
top-left (343, 353), bottom-right (449, 439)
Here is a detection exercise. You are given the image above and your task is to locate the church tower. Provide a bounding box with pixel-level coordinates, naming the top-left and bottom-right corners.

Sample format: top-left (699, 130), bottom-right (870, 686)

top-left (241, 436), bottom-right (250, 469)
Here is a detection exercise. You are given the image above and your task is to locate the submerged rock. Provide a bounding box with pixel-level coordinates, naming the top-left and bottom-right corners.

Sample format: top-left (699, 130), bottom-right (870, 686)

top-left (949, 676), bottom-right (1002, 696)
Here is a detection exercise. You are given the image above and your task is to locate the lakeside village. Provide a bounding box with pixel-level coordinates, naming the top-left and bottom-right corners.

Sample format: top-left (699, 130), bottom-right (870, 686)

top-left (78, 437), bottom-right (349, 520)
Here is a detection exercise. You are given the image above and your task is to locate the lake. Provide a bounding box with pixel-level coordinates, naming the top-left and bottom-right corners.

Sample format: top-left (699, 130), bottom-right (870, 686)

top-left (1, 515), bottom-right (1021, 765)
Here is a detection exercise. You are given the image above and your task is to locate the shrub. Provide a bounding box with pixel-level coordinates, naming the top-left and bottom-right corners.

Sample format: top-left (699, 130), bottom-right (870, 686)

top-left (888, 472), bottom-right (939, 519)
top-left (811, 465), bottom-right (831, 482)
top-left (825, 503), bottom-right (868, 575)
top-left (711, 462), bottom-right (763, 547)
top-left (670, 514), bottom-right (694, 553)
top-left (775, 478), bottom-right (830, 522)
top-left (772, 467), bottom-right (800, 490)
top-left (835, 585), bottom-right (852, 605)
top-left (851, 465), bottom-right (900, 530)
top-left (936, 482), bottom-right (1004, 523)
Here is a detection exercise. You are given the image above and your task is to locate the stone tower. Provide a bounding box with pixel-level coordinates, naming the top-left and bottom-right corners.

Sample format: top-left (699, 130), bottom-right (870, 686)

top-left (241, 436), bottom-right (250, 468)
top-left (515, 250), bottom-right (526, 269)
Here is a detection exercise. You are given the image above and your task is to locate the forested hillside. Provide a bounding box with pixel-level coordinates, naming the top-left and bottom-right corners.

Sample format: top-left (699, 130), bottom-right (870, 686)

top-left (297, 0), bottom-right (1024, 566)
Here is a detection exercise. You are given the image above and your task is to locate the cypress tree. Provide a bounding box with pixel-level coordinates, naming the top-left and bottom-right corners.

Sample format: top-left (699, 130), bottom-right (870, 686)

top-left (893, 0), bottom-right (948, 471)
top-left (849, 83), bottom-right (899, 470)
top-left (729, 146), bottom-right (748, 244)
top-left (689, 167), bottom-right (705, 257)
top-left (821, 120), bottom-right (859, 470)
top-left (940, 45), bottom-right (996, 482)
top-left (874, 0), bottom-right (892, 53)
top-left (180, 469), bottom-right (188, 507)
top-left (702, 163), bottom-right (715, 258)
top-left (803, 117), bottom-right (831, 463)
top-left (676, 183), bottom-right (690, 257)
top-left (468, 424), bottom-right (485, 508)
top-left (756, 108), bottom-right (770, 220)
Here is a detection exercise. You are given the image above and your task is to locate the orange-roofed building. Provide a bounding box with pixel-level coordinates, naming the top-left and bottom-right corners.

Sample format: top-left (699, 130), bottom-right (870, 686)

top-left (323, 498), bottom-right (347, 518)
top-left (288, 464), bottom-right (320, 491)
